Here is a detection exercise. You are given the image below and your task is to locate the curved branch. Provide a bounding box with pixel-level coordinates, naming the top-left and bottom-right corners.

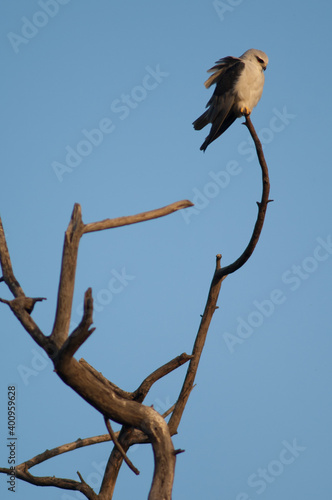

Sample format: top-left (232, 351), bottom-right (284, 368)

top-left (169, 115), bottom-right (271, 434)
top-left (54, 355), bottom-right (176, 500)
top-left (215, 114), bottom-right (271, 279)
top-left (132, 352), bottom-right (193, 402)
top-left (0, 116), bottom-right (269, 500)
top-left (98, 353), bottom-right (193, 498)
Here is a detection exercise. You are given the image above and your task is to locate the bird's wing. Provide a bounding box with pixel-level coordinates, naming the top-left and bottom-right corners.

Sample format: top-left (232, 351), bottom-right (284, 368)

top-left (193, 60), bottom-right (244, 131)
top-left (204, 56), bottom-right (242, 88)
top-left (199, 96), bottom-right (237, 151)
top-left (207, 59), bottom-right (245, 103)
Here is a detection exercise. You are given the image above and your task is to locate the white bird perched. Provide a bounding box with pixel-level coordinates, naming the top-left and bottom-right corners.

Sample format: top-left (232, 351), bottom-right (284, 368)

top-left (193, 48), bottom-right (268, 151)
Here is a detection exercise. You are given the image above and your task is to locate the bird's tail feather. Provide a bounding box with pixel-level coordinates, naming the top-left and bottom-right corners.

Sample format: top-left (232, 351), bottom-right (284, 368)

top-left (192, 110), bottom-right (210, 130)
top-left (200, 115), bottom-right (237, 151)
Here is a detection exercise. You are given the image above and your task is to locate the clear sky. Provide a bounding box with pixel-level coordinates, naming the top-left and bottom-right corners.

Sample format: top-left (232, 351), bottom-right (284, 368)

top-left (1, 1), bottom-right (332, 499)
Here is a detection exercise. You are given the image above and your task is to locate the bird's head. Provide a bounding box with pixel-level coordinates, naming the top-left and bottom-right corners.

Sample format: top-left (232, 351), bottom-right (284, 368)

top-left (240, 49), bottom-right (269, 71)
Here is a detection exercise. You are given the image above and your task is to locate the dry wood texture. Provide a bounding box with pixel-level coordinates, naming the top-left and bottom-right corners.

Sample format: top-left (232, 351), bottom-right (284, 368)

top-left (0, 116), bottom-right (270, 499)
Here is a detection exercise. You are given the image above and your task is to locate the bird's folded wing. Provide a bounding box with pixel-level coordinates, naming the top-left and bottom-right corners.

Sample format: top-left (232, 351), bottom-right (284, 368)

top-left (204, 56), bottom-right (242, 88)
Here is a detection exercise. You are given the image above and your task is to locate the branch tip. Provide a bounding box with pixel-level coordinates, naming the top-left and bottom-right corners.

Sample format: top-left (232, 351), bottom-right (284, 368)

top-left (76, 470), bottom-right (86, 484)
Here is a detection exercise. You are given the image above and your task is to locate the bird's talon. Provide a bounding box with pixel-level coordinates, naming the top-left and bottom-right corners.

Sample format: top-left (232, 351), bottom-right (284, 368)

top-left (241, 106), bottom-right (251, 116)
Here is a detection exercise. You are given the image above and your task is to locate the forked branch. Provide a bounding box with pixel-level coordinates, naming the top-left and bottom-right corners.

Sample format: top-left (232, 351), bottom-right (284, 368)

top-left (50, 200), bottom-right (193, 348)
top-left (0, 115), bottom-right (270, 500)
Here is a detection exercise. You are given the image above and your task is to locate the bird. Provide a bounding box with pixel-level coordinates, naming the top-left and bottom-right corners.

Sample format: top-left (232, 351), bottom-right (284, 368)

top-left (193, 49), bottom-right (268, 151)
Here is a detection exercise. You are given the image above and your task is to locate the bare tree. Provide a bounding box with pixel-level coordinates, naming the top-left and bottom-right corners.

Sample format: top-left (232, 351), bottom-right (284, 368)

top-left (0, 115), bottom-right (270, 499)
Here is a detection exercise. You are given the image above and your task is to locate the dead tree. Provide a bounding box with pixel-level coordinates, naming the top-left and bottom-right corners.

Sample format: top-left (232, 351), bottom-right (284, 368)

top-left (0, 115), bottom-right (270, 499)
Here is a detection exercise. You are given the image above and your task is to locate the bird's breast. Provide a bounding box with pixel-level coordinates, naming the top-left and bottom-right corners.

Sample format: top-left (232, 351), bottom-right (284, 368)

top-left (234, 61), bottom-right (265, 113)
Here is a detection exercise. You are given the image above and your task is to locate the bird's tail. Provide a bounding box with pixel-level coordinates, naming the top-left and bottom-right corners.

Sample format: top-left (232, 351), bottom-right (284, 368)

top-left (199, 114), bottom-right (237, 152)
top-left (192, 110), bottom-right (210, 130)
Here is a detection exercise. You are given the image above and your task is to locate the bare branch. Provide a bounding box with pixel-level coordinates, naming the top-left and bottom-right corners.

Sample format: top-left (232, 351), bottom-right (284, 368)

top-left (80, 352), bottom-right (192, 405)
top-left (50, 203), bottom-right (85, 347)
top-left (55, 288), bottom-right (95, 362)
top-left (0, 465), bottom-right (98, 500)
top-left (215, 114), bottom-right (271, 279)
top-left (104, 417), bottom-right (140, 475)
top-left (77, 470), bottom-right (88, 486)
top-left (0, 218), bottom-right (53, 353)
top-left (162, 403), bottom-right (176, 419)
top-left (83, 200), bottom-right (194, 234)
top-left (133, 352), bottom-right (193, 402)
top-left (50, 200), bottom-right (193, 349)
top-left (0, 217), bottom-right (25, 297)
top-left (0, 114), bottom-right (269, 500)
top-left (0, 297), bottom-right (52, 353)
top-left (97, 354), bottom-right (192, 498)
top-left (169, 115), bottom-right (271, 434)
top-left (168, 255), bottom-right (224, 434)
top-left (53, 355), bottom-right (176, 500)
top-left (79, 358), bottom-right (133, 400)
top-left (23, 435), bottom-right (112, 468)
top-left (174, 448), bottom-right (185, 455)
top-left (0, 296), bottom-right (46, 314)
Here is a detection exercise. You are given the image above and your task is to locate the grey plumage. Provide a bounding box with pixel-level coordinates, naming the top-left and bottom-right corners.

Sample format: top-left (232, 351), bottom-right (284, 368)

top-left (193, 49), bottom-right (268, 151)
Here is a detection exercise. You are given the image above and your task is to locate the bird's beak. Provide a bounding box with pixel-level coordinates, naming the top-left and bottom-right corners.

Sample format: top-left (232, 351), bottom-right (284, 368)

top-left (263, 65), bottom-right (267, 71)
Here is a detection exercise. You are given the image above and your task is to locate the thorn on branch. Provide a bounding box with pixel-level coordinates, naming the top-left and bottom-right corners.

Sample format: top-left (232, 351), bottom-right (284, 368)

top-left (23, 297), bottom-right (47, 314)
top-left (76, 470), bottom-right (87, 485)
top-left (173, 449), bottom-right (185, 455)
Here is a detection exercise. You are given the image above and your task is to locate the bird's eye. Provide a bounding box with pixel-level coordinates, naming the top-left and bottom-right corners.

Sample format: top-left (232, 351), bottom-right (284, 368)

top-left (256, 56), bottom-right (264, 64)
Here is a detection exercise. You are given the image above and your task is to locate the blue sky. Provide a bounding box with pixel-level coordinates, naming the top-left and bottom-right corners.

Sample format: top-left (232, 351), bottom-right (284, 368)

top-left (1, 1), bottom-right (332, 499)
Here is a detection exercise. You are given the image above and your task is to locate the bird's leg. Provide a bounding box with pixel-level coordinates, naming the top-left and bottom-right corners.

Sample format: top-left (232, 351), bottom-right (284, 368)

top-left (240, 106), bottom-right (251, 116)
